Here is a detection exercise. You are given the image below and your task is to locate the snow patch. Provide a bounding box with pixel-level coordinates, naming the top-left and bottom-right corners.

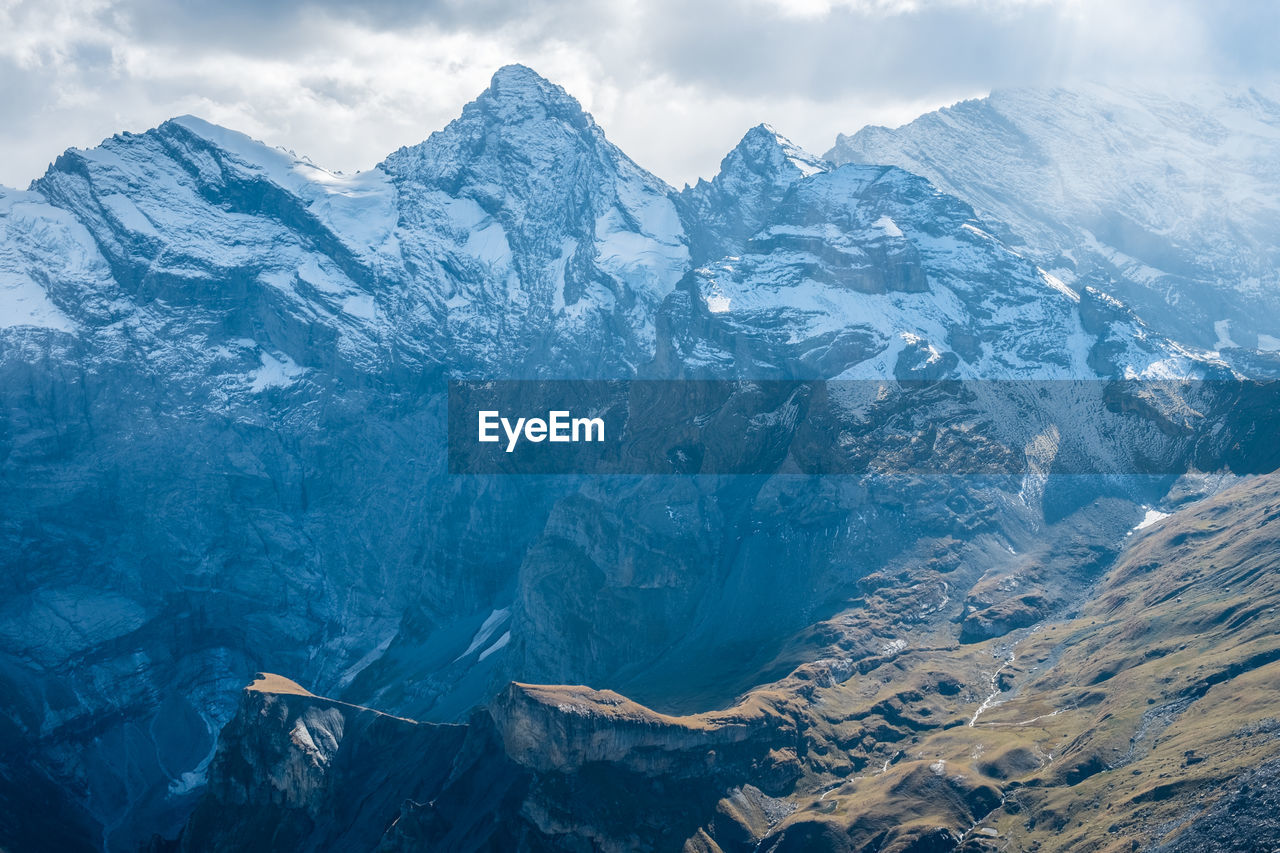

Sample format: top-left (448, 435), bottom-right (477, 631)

top-left (1039, 268), bottom-right (1080, 302)
top-left (342, 294), bottom-right (377, 321)
top-left (0, 272), bottom-right (75, 332)
top-left (248, 352), bottom-right (304, 392)
top-left (477, 630), bottom-right (511, 662)
top-left (99, 193), bottom-right (160, 238)
top-left (1214, 319), bottom-right (1237, 350)
top-left (1133, 508), bottom-right (1170, 531)
top-left (443, 196), bottom-right (514, 267)
top-left (873, 215), bottom-right (903, 238)
top-left (455, 608), bottom-right (511, 662)
top-left (335, 632), bottom-right (396, 690)
top-left (880, 638), bottom-right (907, 656)
top-left (705, 294), bottom-right (731, 313)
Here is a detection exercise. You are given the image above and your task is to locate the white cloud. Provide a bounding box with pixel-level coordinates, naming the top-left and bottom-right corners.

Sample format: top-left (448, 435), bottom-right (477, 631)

top-left (0, 0), bottom-right (1276, 189)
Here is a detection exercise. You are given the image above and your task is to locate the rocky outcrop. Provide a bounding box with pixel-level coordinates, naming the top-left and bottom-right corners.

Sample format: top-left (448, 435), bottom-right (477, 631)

top-left (180, 675), bottom-right (803, 852)
top-left (179, 675), bottom-right (470, 852)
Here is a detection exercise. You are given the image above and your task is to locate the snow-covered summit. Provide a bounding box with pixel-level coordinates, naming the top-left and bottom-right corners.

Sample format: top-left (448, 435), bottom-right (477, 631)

top-left (679, 123), bottom-right (829, 262)
top-left (735, 123), bottom-right (829, 179)
top-left (382, 64), bottom-right (688, 374)
top-left (827, 82), bottom-right (1280, 352)
top-left (381, 64), bottom-right (645, 192)
top-left (3, 67), bottom-right (1231, 388)
top-left (476, 63), bottom-right (594, 124)
top-left (667, 161), bottom-right (1191, 380)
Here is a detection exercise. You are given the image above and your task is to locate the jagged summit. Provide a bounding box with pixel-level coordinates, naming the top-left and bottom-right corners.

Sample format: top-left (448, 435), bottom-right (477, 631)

top-left (480, 63), bottom-right (591, 123)
top-left (381, 63), bottom-right (604, 178)
top-left (677, 123), bottom-right (827, 262)
top-left (377, 63), bottom-right (687, 375)
top-left (732, 123), bottom-right (828, 179)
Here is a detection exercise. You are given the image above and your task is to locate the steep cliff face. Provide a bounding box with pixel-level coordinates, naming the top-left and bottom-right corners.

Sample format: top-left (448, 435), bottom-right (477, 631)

top-left (178, 675), bottom-right (510, 853)
top-left (1, 66), bottom-right (1274, 852)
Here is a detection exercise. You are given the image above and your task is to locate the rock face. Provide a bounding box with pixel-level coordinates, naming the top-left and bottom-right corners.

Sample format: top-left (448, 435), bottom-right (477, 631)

top-left (180, 676), bottom-right (471, 853)
top-left (1, 66), bottom-right (1278, 852)
top-left (826, 83), bottom-right (1280, 351)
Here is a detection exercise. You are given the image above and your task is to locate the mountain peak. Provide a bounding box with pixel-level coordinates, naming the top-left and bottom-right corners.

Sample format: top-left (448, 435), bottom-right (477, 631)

top-left (677, 123), bottom-right (828, 261)
top-left (730, 123), bottom-right (828, 179)
top-left (469, 64), bottom-right (593, 128)
top-left (380, 64), bottom-right (605, 181)
top-left (488, 63), bottom-right (561, 97)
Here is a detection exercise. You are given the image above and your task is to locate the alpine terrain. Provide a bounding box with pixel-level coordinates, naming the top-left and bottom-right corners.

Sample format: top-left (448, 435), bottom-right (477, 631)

top-left (827, 83), bottom-right (1280, 354)
top-left (1, 66), bottom-right (1278, 852)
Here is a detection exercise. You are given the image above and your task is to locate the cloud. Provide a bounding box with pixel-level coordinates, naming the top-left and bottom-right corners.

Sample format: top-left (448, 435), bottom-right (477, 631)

top-left (0, 0), bottom-right (1277, 189)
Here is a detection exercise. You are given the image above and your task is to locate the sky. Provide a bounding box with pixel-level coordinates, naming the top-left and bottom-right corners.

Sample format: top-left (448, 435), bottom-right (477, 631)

top-left (2, 0), bottom-right (1278, 190)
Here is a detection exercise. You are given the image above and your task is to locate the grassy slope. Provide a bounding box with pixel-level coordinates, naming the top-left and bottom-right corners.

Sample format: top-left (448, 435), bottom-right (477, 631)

top-left (747, 473), bottom-right (1280, 851)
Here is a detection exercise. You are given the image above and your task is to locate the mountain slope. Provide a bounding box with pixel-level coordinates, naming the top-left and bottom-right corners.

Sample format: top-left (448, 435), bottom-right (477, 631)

top-left (178, 472), bottom-right (1280, 852)
top-left (827, 83), bottom-right (1280, 352)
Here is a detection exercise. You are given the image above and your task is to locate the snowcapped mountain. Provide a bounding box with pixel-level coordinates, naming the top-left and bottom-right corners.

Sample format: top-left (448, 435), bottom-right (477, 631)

top-left (659, 114), bottom-right (1214, 385)
top-left (381, 65), bottom-right (688, 374)
top-left (14, 65), bottom-right (688, 385)
top-left (678, 122), bottom-right (830, 264)
top-left (827, 82), bottom-right (1280, 353)
top-left (670, 159), bottom-right (1190, 381)
top-left (0, 67), bottom-right (1272, 851)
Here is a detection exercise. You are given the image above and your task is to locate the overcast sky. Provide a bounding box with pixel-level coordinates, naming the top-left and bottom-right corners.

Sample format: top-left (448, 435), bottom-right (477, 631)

top-left (2, 0), bottom-right (1278, 189)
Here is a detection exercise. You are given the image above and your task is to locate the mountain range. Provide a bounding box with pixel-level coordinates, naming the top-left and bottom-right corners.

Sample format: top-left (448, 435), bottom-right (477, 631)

top-left (1, 65), bottom-right (1278, 852)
